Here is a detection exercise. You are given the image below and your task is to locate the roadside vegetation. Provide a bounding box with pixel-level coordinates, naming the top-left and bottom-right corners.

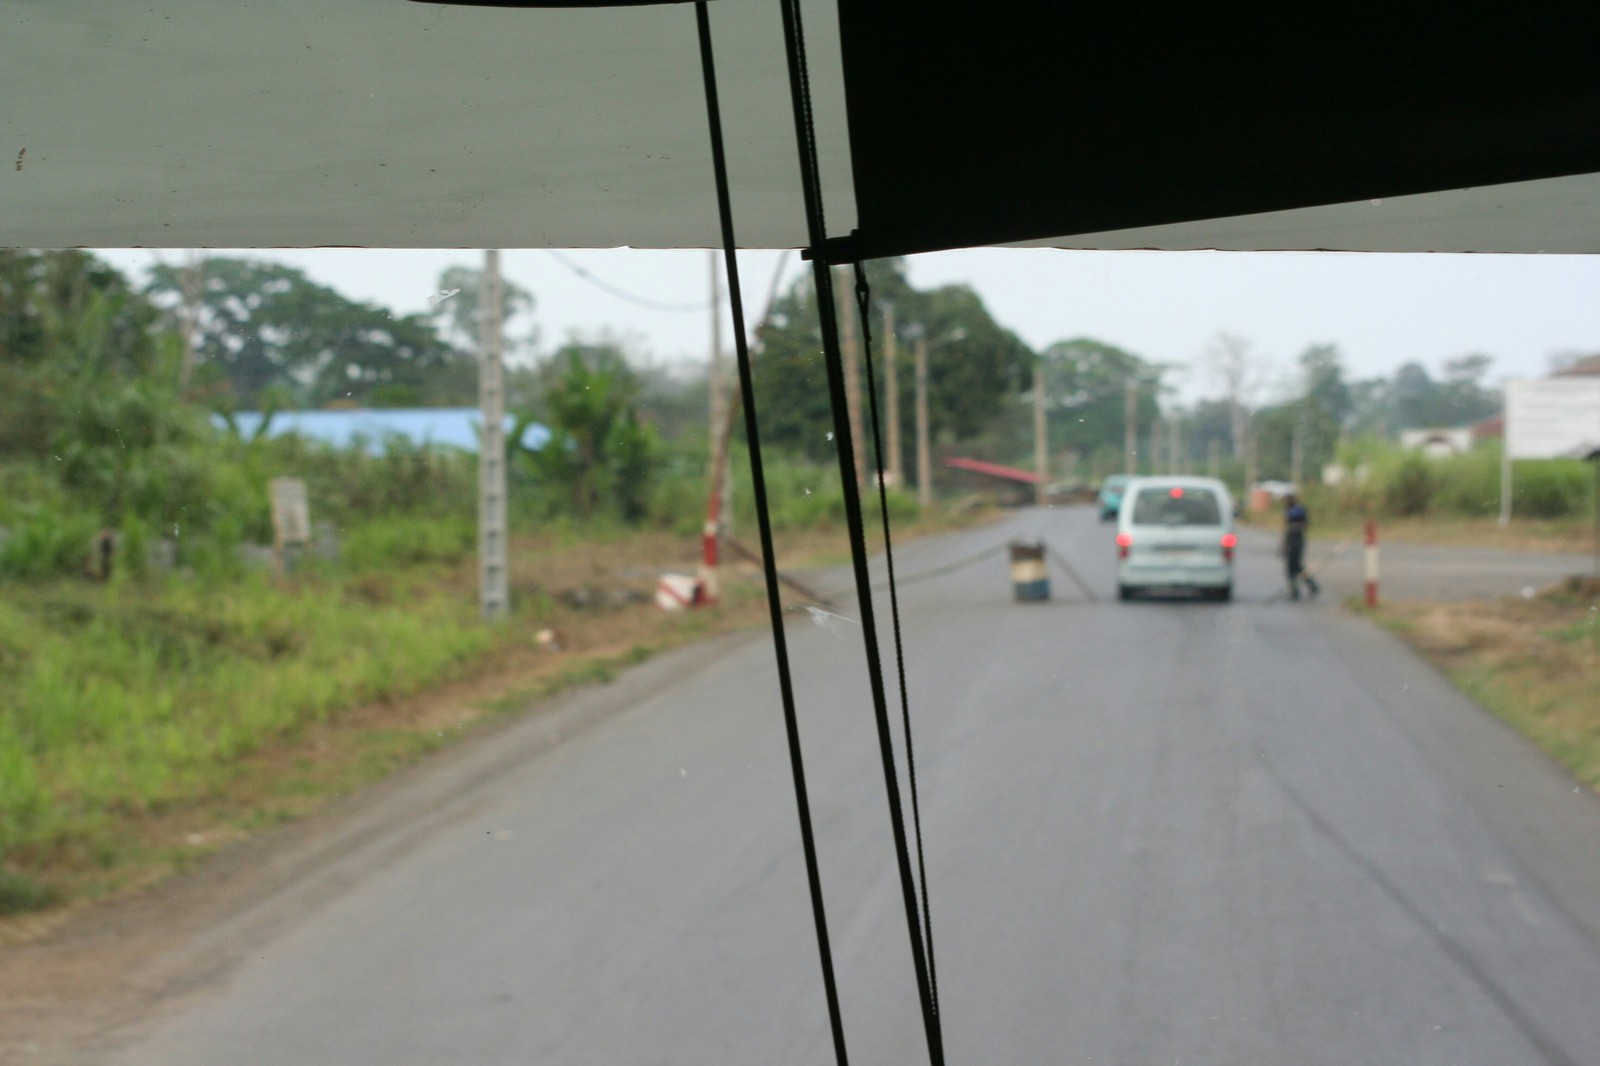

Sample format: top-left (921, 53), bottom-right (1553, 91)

top-left (0, 251), bottom-right (988, 927)
top-left (4, 247), bottom-right (1593, 926)
top-left (1376, 577), bottom-right (1600, 794)
top-left (1237, 440), bottom-right (1596, 553)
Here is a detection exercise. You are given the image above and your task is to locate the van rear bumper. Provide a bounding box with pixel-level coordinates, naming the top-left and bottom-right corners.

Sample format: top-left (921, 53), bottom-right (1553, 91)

top-left (1118, 561), bottom-right (1232, 589)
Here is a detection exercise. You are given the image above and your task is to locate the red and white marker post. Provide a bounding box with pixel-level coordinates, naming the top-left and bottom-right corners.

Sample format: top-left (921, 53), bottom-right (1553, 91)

top-left (1364, 519), bottom-right (1379, 608)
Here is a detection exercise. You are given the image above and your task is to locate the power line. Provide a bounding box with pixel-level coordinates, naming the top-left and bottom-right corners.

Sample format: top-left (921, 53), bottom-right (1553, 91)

top-left (543, 250), bottom-right (710, 313)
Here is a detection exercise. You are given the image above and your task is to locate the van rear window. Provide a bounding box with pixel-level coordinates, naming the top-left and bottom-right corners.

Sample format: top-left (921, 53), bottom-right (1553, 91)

top-left (1131, 487), bottom-right (1222, 526)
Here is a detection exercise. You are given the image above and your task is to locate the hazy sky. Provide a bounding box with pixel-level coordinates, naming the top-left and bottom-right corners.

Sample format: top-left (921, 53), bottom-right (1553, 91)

top-left (96, 247), bottom-right (1599, 404)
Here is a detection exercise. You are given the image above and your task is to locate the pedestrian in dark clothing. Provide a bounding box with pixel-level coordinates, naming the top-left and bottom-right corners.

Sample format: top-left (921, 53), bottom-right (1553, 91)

top-left (1283, 493), bottom-right (1319, 600)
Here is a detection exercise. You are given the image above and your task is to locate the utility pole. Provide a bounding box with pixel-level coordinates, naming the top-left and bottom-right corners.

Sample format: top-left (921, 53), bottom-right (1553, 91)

top-left (1149, 418), bottom-right (1162, 476)
top-left (1208, 437), bottom-right (1221, 478)
top-left (1124, 378), bottom-right (1138, 474)
top-left (1170, 411), bottom-right (1184, 474)
top-left (1290, 416), bottom-right (1305, 488)
top-left (1245, 423), bottom-right (1259, 493)
top-left (836, 269), bottom-right (866, 489)
top-left (179, 250), bottom-right (203, 390)
top-left (885, 304), bottom-right (902, 486)
top-left (916, 334), bottom-right (932, 508)
top-left (1033, 362), bottom-right (1048, 504)
top-left (477, 249), bottom-right (509, 622)
top-left (701, 251), bottom-right (727, 602)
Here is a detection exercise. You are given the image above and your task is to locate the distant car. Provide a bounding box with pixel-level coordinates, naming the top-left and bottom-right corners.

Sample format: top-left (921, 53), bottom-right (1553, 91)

top-left (1115, 476), bottom-right (1237, 602)
top-left (1096, 474), bottom-right (1131, 521)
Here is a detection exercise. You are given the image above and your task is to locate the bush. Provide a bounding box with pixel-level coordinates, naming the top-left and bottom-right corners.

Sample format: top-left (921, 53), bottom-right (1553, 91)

top-left (0, 509), bottom-right (102, 579)
top-left (1381, 453), bottom-right (1437, 516)
top-left (1429, 447), bottom-right (1503, 517)
top-left (1511, 459), bottom-right (1592, 519)
top-left (1318, 439), bottom-right (1593, 521)
top-left (341, 515), bottom-right (476, 570)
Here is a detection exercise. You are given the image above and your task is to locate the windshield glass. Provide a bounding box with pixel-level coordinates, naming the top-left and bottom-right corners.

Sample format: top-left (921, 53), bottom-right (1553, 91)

top-left (4, 245), bottom-right (1598, 1066)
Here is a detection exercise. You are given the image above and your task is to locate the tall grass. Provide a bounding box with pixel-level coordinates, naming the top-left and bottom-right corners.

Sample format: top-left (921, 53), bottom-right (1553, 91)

top-left (1329, 440), bottom-right (1593, 521)
top-left (0, 573), bottom-right (500, 879)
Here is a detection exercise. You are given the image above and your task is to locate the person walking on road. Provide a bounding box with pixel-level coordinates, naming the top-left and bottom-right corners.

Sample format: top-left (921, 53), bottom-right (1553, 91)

top-left (1283, 493), bottom-right (1320, 601)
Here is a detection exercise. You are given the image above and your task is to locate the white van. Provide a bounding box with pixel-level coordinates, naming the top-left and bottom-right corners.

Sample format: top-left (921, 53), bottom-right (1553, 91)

top-left (1114, 476), bottom-right (1237, 601)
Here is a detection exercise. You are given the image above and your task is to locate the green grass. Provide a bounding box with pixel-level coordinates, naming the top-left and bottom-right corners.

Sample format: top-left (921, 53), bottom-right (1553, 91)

top-left (0, 568), bottom-right (507, 907)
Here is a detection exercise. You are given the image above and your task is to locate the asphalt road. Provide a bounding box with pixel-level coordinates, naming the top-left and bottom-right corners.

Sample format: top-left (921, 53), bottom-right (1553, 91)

top-left (104, 506), bottom-right (1600, 1065)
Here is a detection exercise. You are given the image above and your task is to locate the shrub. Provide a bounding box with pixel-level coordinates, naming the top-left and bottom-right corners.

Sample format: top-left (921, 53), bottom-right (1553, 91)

top-left (1511, 459), bottom-right (1592, 519)
top-left (1381, 453), bottom-right (1437, 516)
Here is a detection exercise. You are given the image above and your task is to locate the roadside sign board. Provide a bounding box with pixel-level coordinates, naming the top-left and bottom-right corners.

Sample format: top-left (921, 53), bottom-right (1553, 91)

top-left (1505, 378), bottom-right (1600, 460)
top-left (270, 477), bottom-right (311, 548)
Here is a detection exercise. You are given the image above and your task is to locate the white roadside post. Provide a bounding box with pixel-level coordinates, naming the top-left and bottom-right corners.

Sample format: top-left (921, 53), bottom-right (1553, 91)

top-left (478, 249), bottom-right (509, 622)
top-left (1364, 519), bottom-right (1379, 608)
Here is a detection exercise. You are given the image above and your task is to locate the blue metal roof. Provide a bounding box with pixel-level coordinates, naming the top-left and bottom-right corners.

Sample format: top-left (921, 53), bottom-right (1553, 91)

top-left (217, 408), bottom-right (549, 453)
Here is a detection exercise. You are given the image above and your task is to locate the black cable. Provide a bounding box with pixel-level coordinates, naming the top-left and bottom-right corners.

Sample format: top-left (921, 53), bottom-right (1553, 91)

top-left (543, 249), bottom-right (710, 313)
top-left (779, 3), bottom-right (944, 1062)
top-left (870, 542), bottom-right (1008, 592)
top-left (695, 7), bottom-right (850, 1065)
top-left (853, 263), bottom-right (940, 1017)
top-left (1044, 542), bottom-right (1101, 603)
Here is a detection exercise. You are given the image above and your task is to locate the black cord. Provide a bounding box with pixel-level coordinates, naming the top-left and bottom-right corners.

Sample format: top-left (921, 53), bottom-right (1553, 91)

top-left (1045, 542), bottom-right (1101, 604)
top-left (853, 263), bottom-right (941, 1018)
top-left (543, 250), bottom-right (709, 313)
top-left (695, 7), bottom-right (850, 1065)
top-left (779, 3), bottom-right (944, 1062)
top-left (870, 542), bottom-right (1008, 592)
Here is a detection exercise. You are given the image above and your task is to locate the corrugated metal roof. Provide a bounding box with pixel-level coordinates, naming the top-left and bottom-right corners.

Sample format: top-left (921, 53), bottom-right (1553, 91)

top-left (217, 408), bottom-right (548, 453)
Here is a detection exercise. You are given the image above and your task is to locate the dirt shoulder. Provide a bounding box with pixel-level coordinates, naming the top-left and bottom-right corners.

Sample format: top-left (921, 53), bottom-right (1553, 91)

top-left (1373, 576), bottom-right (1600, 793)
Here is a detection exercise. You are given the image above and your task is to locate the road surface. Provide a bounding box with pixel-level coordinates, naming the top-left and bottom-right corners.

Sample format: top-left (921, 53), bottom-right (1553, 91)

top-left (51, 508), bottom-right (1600, 1063)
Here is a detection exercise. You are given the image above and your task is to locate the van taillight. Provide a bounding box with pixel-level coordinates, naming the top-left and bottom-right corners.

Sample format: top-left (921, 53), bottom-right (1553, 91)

top-left (1116, 532), bottom-right (1132, 559)
top-left (1221, 532), bottom-right (1238, 562)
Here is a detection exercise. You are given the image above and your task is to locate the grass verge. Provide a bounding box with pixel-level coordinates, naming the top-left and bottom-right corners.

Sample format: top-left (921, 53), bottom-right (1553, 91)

top-left (0, 507), bottom-right (993, 937)
top-left (1373, 576), bottom-right (1600, 793)
top-left (1239, 512), bottom-right (1595, 555)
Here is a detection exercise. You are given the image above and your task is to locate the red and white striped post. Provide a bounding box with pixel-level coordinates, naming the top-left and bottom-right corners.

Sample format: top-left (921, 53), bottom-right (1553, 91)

top-left (696, 501), bottom-right (720, 605)
top-left (1364, 519), bottom-right (1379, 608)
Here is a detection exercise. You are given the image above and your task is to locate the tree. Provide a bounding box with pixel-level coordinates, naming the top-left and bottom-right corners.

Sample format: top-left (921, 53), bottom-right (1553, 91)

top-left (1439, 353), bottom-right (1500, 426)
top-left (750, 260), bottom-right (1033, 461)
top-left (428, 264), bottom-right (536, 359)
top-left (1035, 337), bottom-right (1163, 461)
top-left (517, 342), bottom-right (659, 522)
top-left (1, 250), bottom-right (166, 457)
top-left (146, 257), bottom-right (471, 409)
top-left (1206, 330), bottom-right (1269, 466)
top-left (1293, 343), bottom-right (1352, 481)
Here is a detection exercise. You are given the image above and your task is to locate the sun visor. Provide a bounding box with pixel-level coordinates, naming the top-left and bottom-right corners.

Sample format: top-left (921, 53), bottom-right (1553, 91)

top-left (0, 0), bottom-right (854, 249)
top-left (833, 4), bottom-right (1600, 258)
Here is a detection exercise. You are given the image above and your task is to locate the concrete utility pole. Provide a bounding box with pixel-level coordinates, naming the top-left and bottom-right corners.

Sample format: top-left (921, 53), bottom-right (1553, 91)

top-left (1124, 378), bottom-right (1138, 474)
top-left (1245, 425), bottom-right (1259, 492)
top-left (1290, 417), bottom-right (1305, 488)
top-left (699, 251), bottom-right (727, 603)
top-left (836, 269), bottom-right (866, 488)
top-left (477, 249), bottom-right (509, 622)
top-left (179, 250), bottom-right (203, 390)
top-left (1149, 418), bottom-right (1162, 476)
top-left (916, 335), bottom-right (932, 508)
top-left (1208, 437), bottom-right (1222, 478)
top-left (708, 251), bottom-right (729, 532)
top-left (885, 304), bottom-right (902, 486)
top-left (1170, 412), bottom-right (1184, 474)
top-left (1033, 362), bottom-right (1048, 504)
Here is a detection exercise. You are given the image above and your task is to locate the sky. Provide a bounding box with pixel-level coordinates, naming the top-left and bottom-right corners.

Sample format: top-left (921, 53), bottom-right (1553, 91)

top-left (95, 247), bottom-right (1600, 406)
